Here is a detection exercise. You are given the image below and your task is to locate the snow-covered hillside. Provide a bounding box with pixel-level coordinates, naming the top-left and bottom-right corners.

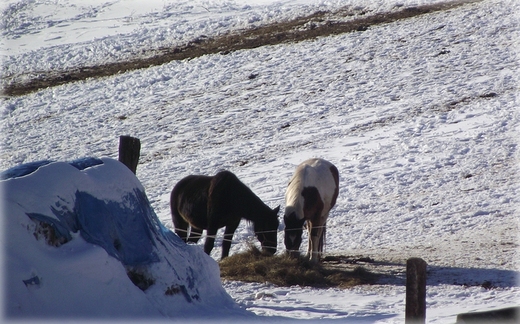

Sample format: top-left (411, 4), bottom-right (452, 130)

top-left (1, 0), bottom-right (519, 322)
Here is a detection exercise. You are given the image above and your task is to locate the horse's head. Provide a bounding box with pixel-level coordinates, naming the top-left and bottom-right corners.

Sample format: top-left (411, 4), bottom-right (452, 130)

top-left (283, 211), bottom-right (305, 258)
top-left (255, 205), bottom-right (280, 255)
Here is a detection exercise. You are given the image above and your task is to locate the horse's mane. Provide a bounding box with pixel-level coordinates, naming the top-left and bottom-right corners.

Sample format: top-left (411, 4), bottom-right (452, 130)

top-left (212, 170), bottom-right (276, 224)
top-left (285, 166), bottom-right (306, 217)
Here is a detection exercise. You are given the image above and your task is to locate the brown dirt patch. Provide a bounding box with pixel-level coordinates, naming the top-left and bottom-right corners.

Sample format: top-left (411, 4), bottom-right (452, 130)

top-left (2, 0), bottom-right (480, 97)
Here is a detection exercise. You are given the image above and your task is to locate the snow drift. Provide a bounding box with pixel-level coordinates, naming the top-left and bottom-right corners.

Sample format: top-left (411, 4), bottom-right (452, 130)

top-left (2, 157), bottom-right (249, 319)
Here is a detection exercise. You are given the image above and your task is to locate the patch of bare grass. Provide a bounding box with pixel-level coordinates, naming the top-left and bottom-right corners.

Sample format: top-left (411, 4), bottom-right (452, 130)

top-left (219, 246), bottom-right (376, 288)
top-left (3, 0), bottom-right (480, 97)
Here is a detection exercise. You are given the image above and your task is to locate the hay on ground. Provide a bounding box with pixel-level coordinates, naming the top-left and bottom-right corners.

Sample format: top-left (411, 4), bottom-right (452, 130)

top-left (219, 246), bottom-right (376, 288)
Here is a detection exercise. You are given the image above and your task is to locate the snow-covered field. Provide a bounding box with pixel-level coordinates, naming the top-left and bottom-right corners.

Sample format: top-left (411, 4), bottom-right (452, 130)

top-left (1, 0), bottom-right (519, 322)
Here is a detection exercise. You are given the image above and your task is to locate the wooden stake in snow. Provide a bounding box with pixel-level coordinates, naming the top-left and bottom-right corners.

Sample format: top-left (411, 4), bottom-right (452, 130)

top-left (405, 257), bottom-right (427, 324)
top-left (118, 136), bottom-right (141, 174)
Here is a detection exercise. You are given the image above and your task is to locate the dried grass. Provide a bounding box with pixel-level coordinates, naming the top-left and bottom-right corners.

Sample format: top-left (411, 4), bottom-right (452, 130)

top-left (219, 246), bottom-right (376, 288)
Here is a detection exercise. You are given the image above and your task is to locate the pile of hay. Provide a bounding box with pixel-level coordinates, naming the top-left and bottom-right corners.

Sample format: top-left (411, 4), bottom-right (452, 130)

top-left (219, 246), bottom-right (376, 288)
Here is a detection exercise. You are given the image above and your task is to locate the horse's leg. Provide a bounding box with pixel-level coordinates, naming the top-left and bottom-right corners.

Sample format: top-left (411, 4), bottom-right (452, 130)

top-left (308, 222), bottom-right (324, 262)
top-left (317, 209), bottom-right (329, 260)
top-left (318, 221), bottom-right (326, 260)
top-left (204, 225), bottom-right (217, 255)
top-left (188, 226), bottom-right (203, 243)
top-left (221, 219), bottom-right (240, 259)
top-left (204, 202), bottom-right (221, 256)
top-left (172, 211), bottom-right (189, 242)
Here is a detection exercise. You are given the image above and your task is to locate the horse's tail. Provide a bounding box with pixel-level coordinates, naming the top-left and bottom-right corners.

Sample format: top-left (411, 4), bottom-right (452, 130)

top-left (170, 183), bottom-right (189, 242)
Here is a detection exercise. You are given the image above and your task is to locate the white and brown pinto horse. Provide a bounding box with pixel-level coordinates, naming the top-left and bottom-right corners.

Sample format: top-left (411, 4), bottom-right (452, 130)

top-left (284, 158), bottom-right (339, 262)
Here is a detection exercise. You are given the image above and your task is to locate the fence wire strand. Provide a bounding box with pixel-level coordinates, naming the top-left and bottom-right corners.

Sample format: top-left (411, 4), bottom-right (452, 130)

top-left (171, 224), bottom-right (330, 252)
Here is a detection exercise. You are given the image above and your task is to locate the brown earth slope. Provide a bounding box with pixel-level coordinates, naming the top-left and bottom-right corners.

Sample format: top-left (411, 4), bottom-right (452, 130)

top-left (2, 0), bottom-right (479, 97)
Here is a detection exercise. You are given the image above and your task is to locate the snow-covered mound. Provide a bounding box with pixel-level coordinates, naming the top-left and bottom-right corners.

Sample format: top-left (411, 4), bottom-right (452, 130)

top-left (2, 157), bottom-right (250, 319)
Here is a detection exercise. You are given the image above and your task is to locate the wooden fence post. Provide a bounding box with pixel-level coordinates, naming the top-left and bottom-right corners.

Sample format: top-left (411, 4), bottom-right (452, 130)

top-left (118, 136), bottom-right (141, 174)
top-left (405, 257), bottom-right (427, 324)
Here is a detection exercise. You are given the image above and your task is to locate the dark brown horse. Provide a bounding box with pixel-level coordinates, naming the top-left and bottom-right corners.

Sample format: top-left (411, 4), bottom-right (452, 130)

top-left (284, 158), bottom-right (339, 262)
top-left (170, 170), bottom-right (280, 259)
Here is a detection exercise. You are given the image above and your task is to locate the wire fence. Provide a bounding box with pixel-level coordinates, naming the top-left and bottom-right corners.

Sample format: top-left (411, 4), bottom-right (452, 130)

top-left (172, 222), bottom-right (337, 255)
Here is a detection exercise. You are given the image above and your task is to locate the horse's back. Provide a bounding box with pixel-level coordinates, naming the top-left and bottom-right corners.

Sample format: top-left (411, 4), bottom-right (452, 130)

top-left (298, 158), bottom-right (336, 177)
top-left (171, 174), bottom-right (212, 202)
top-left (290, 158), bottom-right (339, 210)
top-left (210, 170), bottom-right (259, 205)
top-left (209, 170), bottom-right (240, 193)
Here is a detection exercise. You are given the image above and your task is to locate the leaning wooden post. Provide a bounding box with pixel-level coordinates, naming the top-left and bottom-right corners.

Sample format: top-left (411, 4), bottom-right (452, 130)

top-left (405, 257), bottom-right (427, 324)
top-left (118, 136), bottom-right (141, 174)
